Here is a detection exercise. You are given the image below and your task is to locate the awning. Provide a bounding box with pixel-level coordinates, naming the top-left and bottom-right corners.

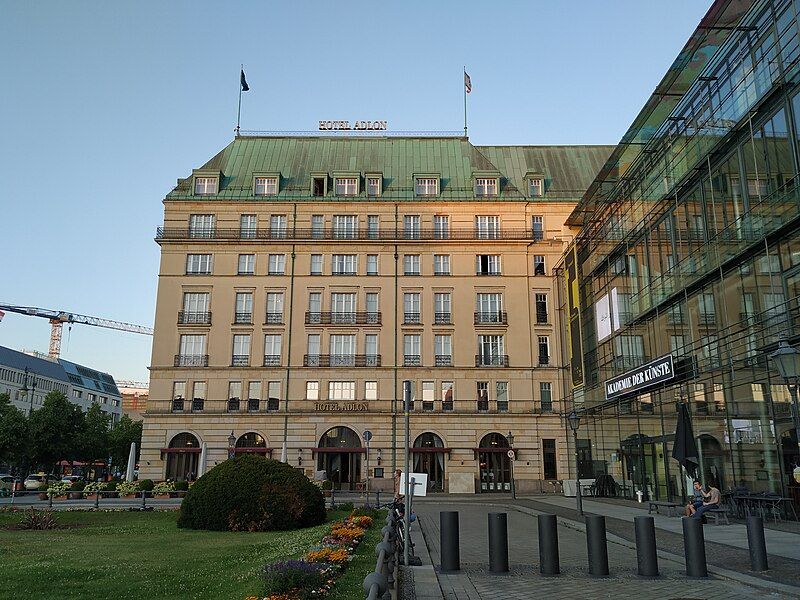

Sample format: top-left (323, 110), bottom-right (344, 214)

top-left (160, 447), bottom-right (202, 454)
top-left (473, 447), bottom-right (518, 458)
top-left (409, 447), bottom-right (452, 454)
top-left (233, 447), bottom-right (273, 455)
top-left (310, 447), bottom-right (366, 454)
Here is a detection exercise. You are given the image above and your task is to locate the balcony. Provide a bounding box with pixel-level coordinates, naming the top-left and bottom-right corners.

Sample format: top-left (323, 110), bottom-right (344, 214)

top-left (247, 399), bottom-right (260, 412)
top-left (227, 399), bottom-right (240, 412)
top-left (234, 312), bottom-right (252, 325)
top-left (332, 270), bottom-right (358, 276)
top-left (404, 354), bottom-right (421, 366)
top-left (475, 354), bottom-right (509, 367)
top-left (191, 399), bottom-right (204, 412)
top-left (476, 270), bottom-right (501, 276)
top-left (442, 399), bottom-right (454, 412)
top-left (265, 312), bottom-right (283, 324)
top-left (305, 311), bottom-right (381, 325)
top-left (474, 311), bottom-right (507, 325)
top-left (434, 312), bottom-right (451, 324)
top-left (231, 355), bottom-right (250, 367)
top-left (699, 313), bottom-right (717, 325)
top-left (404, 312), bottom-right (421, 325)
top-left (303, 354), bottom-right (382, 367)
top-left (538, 355), bottom-right (550, 366)
top-left (435, 355), bottom-right (452, 366)
top-left (267, 398), bottom-right (280, 411)
top-left (263, 355), bottom-right (281, 367)
top-left (174, 354), bottom-right (208, 367)
top-left (477, 399), bottom-right (489, 412)
top-left (171, 398), bottom-right (184, 412)
top-left (178, 311), bottom-right (211, 325)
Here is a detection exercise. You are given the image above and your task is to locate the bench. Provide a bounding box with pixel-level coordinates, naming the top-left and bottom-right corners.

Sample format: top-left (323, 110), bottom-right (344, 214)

top-left (704, 507), bottom-right (730, 525)
top-left (648, 501), bottom-right (682, 517)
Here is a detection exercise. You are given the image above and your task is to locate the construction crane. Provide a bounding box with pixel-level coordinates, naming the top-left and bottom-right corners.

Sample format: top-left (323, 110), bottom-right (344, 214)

top-left (0, 304), bottom-right (153, 358)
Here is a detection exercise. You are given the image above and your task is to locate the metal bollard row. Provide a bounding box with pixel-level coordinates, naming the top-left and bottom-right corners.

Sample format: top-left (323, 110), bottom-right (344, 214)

top-left (364, 510), bottom-right (397, 600)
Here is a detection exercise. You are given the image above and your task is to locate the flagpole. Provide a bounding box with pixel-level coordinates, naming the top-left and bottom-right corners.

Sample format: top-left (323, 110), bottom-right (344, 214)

top-left (463, 66), bottom-right (468, 138)
top-left (236, 63), bottom-right (243, 135)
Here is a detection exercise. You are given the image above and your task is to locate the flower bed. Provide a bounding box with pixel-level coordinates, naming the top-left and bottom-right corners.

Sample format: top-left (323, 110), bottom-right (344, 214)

top-left (248, 511), bottom-right (376, 600)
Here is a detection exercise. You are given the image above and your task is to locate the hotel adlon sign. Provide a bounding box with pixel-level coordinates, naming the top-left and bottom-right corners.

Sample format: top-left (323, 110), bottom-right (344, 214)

top-left (605, 355), bottom-right (674, 400)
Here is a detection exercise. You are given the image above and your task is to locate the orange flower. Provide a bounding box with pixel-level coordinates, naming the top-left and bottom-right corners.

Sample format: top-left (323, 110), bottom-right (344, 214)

top-left (304, 547), bottom-right (350, 565)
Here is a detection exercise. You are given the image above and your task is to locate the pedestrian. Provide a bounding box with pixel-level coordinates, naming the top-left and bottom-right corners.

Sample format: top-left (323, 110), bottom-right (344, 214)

top-left (692, 484), bottom-right (721, 521)
top-left (685, 480), bottom-right (704, 516)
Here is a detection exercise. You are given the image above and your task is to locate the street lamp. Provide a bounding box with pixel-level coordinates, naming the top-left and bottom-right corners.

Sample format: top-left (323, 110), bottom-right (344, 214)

top-left (227, 431), bottom-right (236, 460)
top-left (769, 339), bottom-right (800, 457)
top-left (506, 431), bottom-right (516, 500)
top-left (19, 367), bottom-right (37, 416)
top-left (567, 410), bottom-right (583, 515)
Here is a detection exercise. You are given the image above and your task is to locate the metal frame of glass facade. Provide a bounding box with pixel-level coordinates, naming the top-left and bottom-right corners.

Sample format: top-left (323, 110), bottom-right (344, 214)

top-left (559, 0), bottom-right (800, 505)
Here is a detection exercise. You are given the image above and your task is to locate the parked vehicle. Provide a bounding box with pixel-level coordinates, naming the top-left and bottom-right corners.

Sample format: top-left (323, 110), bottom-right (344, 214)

top-left (23, 474), bottom-right (57, 490)
top-left (60, 475), bottom-right (83, 485)
top-left (0, 474), bottom-right (15, 493)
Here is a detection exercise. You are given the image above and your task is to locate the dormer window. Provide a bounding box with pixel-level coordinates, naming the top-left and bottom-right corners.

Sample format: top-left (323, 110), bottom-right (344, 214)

top-left (194, 177), bottom-right (218, 195)
top-left (312, 176), bottom-right (327, 197)
top-left (475, 178), bottom-right (498, 197)
top-left (335, 177), bottom-right (358, 196)
top-left (415, 177), bottom-right (439, 196)
top-left (529, 177), bottom-right (544, 197)
top-left (255, 176), bottom-right (278, 196)
top-left (367, 176), bottom-right (382, 197)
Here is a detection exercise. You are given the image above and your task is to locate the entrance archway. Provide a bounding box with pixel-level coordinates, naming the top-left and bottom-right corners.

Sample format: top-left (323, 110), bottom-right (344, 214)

top-left (412, 433), bottom-right (448, 492)
top-left (165, 432), bottom-right (200, 481)
top-left (697, 434), bottom-right (725, 490)
top-left (478, 433), bottom-right (511, 493)
top-left (317, 427), bottom-right (363, 491)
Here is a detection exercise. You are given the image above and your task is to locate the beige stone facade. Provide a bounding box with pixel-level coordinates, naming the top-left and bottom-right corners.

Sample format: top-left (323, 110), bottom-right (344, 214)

top-left (141, 136), bottom-right (612, 492)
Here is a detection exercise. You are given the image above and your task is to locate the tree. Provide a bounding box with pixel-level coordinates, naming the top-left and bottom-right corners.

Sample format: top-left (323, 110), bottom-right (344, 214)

top-left (108, 414), bottom-right (143, 472)
top-left (0, 393), bottom-right (29, 469)
top-left (77, 403), bottom-right (110, 466)
top-left (28, 391), bottom-right (85, 471)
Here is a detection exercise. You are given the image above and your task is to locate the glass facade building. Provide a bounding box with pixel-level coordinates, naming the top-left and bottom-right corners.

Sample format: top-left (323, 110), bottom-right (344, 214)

top-left (559, 0), bottom-right (800, 505)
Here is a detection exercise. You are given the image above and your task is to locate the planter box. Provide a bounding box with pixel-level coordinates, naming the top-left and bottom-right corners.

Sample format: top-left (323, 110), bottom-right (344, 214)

top-left (68, 492), bottom-right (83, 500)
top-left (155, 493), bottom-right (171, 499)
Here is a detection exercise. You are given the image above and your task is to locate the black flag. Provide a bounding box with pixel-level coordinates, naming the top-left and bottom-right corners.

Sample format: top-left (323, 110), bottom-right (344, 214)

top-left (240, 69), bottom-right (250, 92)
top-left (672, 402), bottom-right (699, 476)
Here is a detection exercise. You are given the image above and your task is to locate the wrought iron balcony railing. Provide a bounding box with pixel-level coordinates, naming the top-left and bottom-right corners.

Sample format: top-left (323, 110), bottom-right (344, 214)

top-left (434, 312), bottom-right (451, 324)
top-left (477, 399), bottom-right (489, 412)
top-left (404, 354), bottom-right (421, 366)
top-left (171, 399), bottom-right (184, 412)
top-left (535, 310), bottom-right (548, 324)
top-left (538, 355), bottom-right (551, 366)
top-left (475, 354), bottom-right (509, 367)
top-left (404, 312), bottom-right (421, 325)
top-left (303, 354), bottom-right (381, 367)
top-left (435, 355), bottom-right (452, 366)
top-left (247, 398), bottom-right (260, 412)
top-left (265, 312), bottom-right (283, 324)
top-left (442, 399), bottom-right (454, 412)
top-left (227, 399), bottom-right (240, 412)
top-left (474, 311), bottom-right (507, 325)
top-left (191, 399), bottom-right (204, 412)
top-left (174, 354), bottom-right (209, 367)
top-left (234, 312), bottom-right (252, 324)
top-left (178, 311), bottom-right (212, 325)
top-left (157, 227), bottom-right (543, 242)
top-left (263, 355), bottom-right (281, 367)
top-left (305, 311), bottom-right (381, 325)
top-left (231, 355), bottom-right (250, 367)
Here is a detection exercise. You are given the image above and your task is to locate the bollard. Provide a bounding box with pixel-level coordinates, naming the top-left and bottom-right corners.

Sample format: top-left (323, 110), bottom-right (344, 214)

top-left (746, 516), bottom-right (769, 572)
top-left (94, 490), bottom-right (100, 509)
top-left (585, 515), bottom-right (609, 576)
top-left (488, 512), bottom-right (509, 573)
top-left (440, 511), bottom-right (460, 572)
top-left (682, 517), bottom-right (708, 577)
top-left (331, 487), bottom-right (336, 508)
top-left (634, 516), bottom-right (659, 577)
top-left (48, 491), bottom-right (53, 509)
top-left (141, 489), bottom-right (147, 510)
top-left (538, 514), bottom-right (560, 575)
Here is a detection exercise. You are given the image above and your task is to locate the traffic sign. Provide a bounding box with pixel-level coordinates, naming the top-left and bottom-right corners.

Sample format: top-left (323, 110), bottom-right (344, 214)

top-left (507, 449), bottom-right (515, 459)
top-left (363, 430), bottom-right (373, 442)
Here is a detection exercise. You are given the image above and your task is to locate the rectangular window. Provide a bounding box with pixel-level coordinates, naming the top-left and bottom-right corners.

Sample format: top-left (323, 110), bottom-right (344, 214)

top-left (173, 382), bottom-right (186, 400)
top-left (535, 293), bottom-right (548, 323)
top-left (496, 381), bottom-right (508, 412)
top-left (529, 177), bottom-right (543, 197)
top-left (333, 215), bottom-right (358, 238)
top-left (404, 215), bottom-right (420, 239)
top-left (248, 381), bottom-right (261, 411)
top-left (186, 254), bottom-right (212, 275)
top-left (329, 334), bottom-right (356, 366)
top-left (476, 215), bottom-right (500, 239)
top-left (433, 215), bottom-right (449, 239)
top-left (254, 176), bottom-right (278, 196)
top-left (312, 177), bottom-right (326, 197)
top-left (434, 293), bottom-right (451, 323)
top-left (477, 335), bottom-right (505, 366)
top-left (442, 381), bottom-right (454, 411)
top-left (308, 293), bottom-right (322, 315)
top-left (311, 215), bottom-right (324, 239)
top-left (532, 215), bottom-right (544, 240)
top-left (476, 254), bottom-right (501, 275)
top-left (307, 334), bottom-right (321, 365)
top-left (263, 334), bottom-right (282, 366)
top-left (699, 293), bottom-right (716, 324)
top-left (538, 336), bottom-right (550, 365)
top-left (422, 381), bottom-right (435, 411)
top-left (404, 335), bottom-right (421, 366)
top-left (670, 335), bottom-right (686, 355)
top-left (306, 381), bottom-right (319, 401)
top-left (404, 255), bottom-right (420, 276)
top-left (366, 254), bottom-right (379, 275)
top-left (365, 334), bottom-right (378, 364)
top-left (367, 177), bottom-right (381, 196)
top-left (228, 382), bottom-right (242, 412)
top-left (533, 255), bottom-right (546, 276)
top-left (543, 439), bottom-right (557, 479)
top-left (192, 381), bottom-right (206, 409)
top-left (182, 292), bottom-right (209, 320)
top-left (270, 215), bottom-right (287, 238)
top-left (179, 334), bottom-right (206, 357)
top-left (189, 214), bottom-right (215, 238)
top-left (475, 178), bottom-right (498, 197)
top-left (477, 382), bottom-right (489, 411)
top-left (404, 293), bottom-right (421, 324)
top-left (332, 254), bottom-right (357, 275)
top-left (331, 293), bottom-right (356, 323)
top-left (238, 254), bottom-right (255, 275)
top-left (240, 214), bottom-right (257, 239)
top-left (415, 177), bottom-right (438, 196)
top-left (403, 380), bottom-right (416, 410)
top-left (266, 292), bottom-right (284, 324)
top-left (232, 334), bottom-right (251, 366)
top-left (367, 215), bottom-right (380, 239)
top-left (434, 254), bottom-right (450, 275)
top-left (335, 177), bottom-right (358, 196)
top-left (328, 381), bottom-right (355, 401)
top-left (234, 292), bottom-right (253, 324)
top-left (194, 177), bottom-right (217, 195)
top-left (365, 381), bottom-right (378, 401)
top-left (540, 382), bottom-right (553, 413)
top-left (268, 254), bottom-right (286, 275)
top-left (366, 293), bottom-right (379, 320)
top-left (434, 334), bottom-right (452, 365)
top-left (267, 381), bottom-right (280, 411)
top-left (310, 254), bottom-right (323, 275)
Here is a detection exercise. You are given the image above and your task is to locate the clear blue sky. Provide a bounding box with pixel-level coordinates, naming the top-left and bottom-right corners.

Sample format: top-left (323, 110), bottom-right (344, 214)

top-left (0, 0), bottom-right (710, 382)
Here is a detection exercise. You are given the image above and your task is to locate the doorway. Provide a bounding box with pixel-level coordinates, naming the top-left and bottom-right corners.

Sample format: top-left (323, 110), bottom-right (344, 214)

top-left (412, 432), bottom-right (446, 492)
top-left (478, 433), bottom-right (511, 493)
top-left (317, 426), bottom-right (362, 491)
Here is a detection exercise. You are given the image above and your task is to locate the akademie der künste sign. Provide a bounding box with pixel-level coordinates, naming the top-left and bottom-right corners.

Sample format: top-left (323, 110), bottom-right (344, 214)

top-left (605, 355), bottom-right (674, 400)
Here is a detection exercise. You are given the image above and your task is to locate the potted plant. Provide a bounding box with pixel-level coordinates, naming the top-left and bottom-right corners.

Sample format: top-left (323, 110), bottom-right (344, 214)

top-left (45, 481), bottom-right (70, 501)
top-left (105, 480), bottom-right (118, 498)
top-left (68, 480), bottom-right (86, 500)
top-left (116, 481), bottom-right (139, 498)
top-left (173, 480), bottom-right (189, 498)
top-left (321, 479), bottom-right (333, 497)
top-left (138, 479), bottom-right (154, 498)
top-left (83, 481), bottom-right (105, 500)
top-left (153, 480), bottom-right (175, 498)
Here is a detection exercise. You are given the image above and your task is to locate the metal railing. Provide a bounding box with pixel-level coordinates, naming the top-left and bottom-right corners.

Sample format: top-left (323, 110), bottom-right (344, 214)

top-left (474, 311), bottom-right (507, 325)
top-left (234, 312), bottom-right (252, 324)
top-left (7, 488), bottom-right (190, 510)
top-left (404, 354), bottom-right (421, 366)
top-left (303, 354), bottom-right (381, 367)
top-left (263, 355), bottom-right (281, 367)
top-left (403, 312), bottom-right (421, 324)
top-left (231, 355), bottom-right (250, 367)
top-left (435, 355), bottom-right (452, 366)
top-left (305, 311), bottom-right (381, 325)
top-left (475, 354), bottom-right (509, 367)
top-left (158, 227), bottom-right (543, 242)
top-left (174, 354), bottom-right (208, 367)
top-left (265, 312), bottom-right (283, 324)
top-left (364, 510), bottom-right (397, 600)
top-left (177, 311), bottom-right (211, 325)
top-left (434, 312), bottom-right (451, 324)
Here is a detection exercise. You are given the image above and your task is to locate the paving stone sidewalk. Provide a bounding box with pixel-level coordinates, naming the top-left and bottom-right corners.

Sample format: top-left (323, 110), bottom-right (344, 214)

top-left (410, 501), bottom-right (796, 600)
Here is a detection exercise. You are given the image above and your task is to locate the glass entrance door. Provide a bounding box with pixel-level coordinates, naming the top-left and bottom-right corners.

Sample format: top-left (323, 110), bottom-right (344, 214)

top-left (413, 453), bottom-right (444, 492)
top-left (479, 452), bottom-right (511, 492)
top-left (318, 452), bottom-right (361, 491)
top-left (622, 436), bottom-right (662, 501)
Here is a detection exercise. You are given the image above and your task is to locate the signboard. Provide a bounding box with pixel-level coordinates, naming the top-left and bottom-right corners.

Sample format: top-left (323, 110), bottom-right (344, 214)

top-left (564, 244), bottom-right (584, 387)
top-left (506, 449), bottom-right (515, 459)
top-left (363, 430), bottom-right (373, 442)
top-left (313, 402), bottom-right (368, 412)
top-left (610, 287), bottom-right (622, 331)
top-left (605, 355), bottom-right (674, 400)
top-left (595, 293), bottom-right (612, 342)
top-left (400, 472), bottom-right (428, 497)
top-left (319, 120), bottom-right (388, 131)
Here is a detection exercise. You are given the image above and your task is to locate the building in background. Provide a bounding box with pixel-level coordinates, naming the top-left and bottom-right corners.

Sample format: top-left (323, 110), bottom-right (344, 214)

top-left (118, 381), bottom-right (149, 421)
top-left (0, 345), bottom-right (123, 422)
top-left (141, 134), bottom-right (611, 490)
top-left (557, 0), bottom-right (800, 505)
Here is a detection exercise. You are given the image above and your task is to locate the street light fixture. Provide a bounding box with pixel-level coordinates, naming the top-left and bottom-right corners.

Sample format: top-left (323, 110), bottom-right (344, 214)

top-left (19, 366), bottom-right (37, 416)
top-left (506, 431), bottom-right (516, 500)
top-left (769, 339), bottom-right (800, 458)
top-left (567, 410), bottom-right (583, 516)
top-left (227, 431), bottom-right (236, 460)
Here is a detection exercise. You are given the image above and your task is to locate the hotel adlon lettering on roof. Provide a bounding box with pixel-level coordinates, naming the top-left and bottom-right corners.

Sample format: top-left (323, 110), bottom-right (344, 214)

top-left (605, 355), bottom-right (674, 400)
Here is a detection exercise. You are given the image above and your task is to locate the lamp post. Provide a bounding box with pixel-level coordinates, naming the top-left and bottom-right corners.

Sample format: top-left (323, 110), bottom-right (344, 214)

top-left (506, 431), bottom-right (516, 499)
top-left (227, 431), bottom-right (236, 460)
top-left (769, 339), bottom-right (800, 456)
top-left (567, 410), bottom-right (583, 516)
top-left (20, 367), bottom-right (37, 416)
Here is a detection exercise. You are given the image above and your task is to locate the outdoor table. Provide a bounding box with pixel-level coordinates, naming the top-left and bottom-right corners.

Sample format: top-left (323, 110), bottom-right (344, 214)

top-left (733, 494), bottom-right (798, 522)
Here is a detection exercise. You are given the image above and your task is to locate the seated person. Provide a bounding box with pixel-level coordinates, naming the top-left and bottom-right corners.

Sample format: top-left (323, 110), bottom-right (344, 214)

top-left (692, 484), bottom-right (721, 521)
top-left (685, 480), bottom-right (704, 517)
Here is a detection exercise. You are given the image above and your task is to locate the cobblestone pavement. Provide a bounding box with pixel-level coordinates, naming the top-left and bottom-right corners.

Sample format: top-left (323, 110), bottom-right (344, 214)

top-left (413, 502), bottom-right (794, 600)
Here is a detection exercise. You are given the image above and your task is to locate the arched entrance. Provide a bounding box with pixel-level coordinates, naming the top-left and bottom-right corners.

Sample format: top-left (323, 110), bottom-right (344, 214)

top-left (412, 433), bottom-right (448, 492)
top-left (165, 432), bottom-right (200, 481)
top-left (697, 434), bottom-right (725, 490)
top-left (478, 433), bottom-right (511, 493)
top-left (317, 427), bottom-right (363, 491)
top-left (235, 432), bottom-right (271, 456)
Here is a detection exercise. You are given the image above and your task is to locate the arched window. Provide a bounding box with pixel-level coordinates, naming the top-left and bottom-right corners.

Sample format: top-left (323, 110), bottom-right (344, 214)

top-left (319, 426), bottom-right (361, 448)
top-left (165, 432), bottom-right (200, 481)
top-left (236, 432), bottom-right (267, 448)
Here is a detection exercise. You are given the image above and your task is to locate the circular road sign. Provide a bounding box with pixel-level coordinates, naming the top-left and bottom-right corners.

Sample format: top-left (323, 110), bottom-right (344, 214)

top-left (363, 430), bottom-right (373, 442)
top-left (507, 449), bottom-right (515, 459)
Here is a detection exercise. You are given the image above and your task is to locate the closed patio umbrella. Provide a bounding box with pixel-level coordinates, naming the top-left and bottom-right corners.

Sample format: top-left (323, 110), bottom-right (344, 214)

top-left (125, 442), bottom-right (137, 482)
top-left (672, 402), bottom-right (699, 497)
top-left (197, 442), bottom-right (208, 477)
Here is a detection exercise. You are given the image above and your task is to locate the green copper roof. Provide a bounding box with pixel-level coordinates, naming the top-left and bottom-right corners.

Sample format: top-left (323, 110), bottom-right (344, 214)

top-left (168, 135), bottom-right (612, 202)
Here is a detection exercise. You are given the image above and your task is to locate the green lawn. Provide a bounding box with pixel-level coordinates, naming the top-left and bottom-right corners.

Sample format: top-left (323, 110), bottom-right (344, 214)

top-left (0, 509), bottom-right (350, 599)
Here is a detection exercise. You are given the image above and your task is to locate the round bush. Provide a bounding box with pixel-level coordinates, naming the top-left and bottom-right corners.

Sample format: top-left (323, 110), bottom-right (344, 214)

top-left (177, 455), bottom-right (325, 532)
top-left (138, 479), bottom-right (154, 492)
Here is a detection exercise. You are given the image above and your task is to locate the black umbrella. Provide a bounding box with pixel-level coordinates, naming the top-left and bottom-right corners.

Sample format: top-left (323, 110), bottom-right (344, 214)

top-left (672, 402), bottom-right (699, 477)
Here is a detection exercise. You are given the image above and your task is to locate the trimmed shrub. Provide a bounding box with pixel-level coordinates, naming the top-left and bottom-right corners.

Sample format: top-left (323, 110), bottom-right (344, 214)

top-left (138, 479), bottom-right (154, 492)
top-left (105, 481), bottom-right (117, 491)
top-left (177, 455), bottom-right (325, 532)
top-left (70, 480), bottom-right (86, 492)
top-left (174, 480), bottom-right (189, 492)
top-left (321, 479), bottom-right (333, 491)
